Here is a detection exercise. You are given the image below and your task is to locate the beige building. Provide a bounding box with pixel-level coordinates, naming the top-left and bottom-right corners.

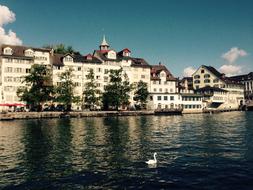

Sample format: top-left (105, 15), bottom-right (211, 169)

top-left (192, 65), bottom-right (244, 110)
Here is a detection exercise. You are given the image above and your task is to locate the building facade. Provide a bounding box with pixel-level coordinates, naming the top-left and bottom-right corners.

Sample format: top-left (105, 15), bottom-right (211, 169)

top-left (0, 37), bottom-right (151, 111)
top-left (179, 77), bottom-right (203, 113)
top-left (0, 45), bottom-right (52, 111)
top-left (229, 72), bottom-right (253, 100)
top-left (147, 63), bottom-right (181, 110)
top-left (0, 40), bottom-right (247, 112)
top-left (192, 65), bottom-right (244, 110)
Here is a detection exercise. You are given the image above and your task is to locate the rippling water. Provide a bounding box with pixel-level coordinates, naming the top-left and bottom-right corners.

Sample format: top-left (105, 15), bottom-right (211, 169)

top-left (1, 112), bottom-right (253, 189)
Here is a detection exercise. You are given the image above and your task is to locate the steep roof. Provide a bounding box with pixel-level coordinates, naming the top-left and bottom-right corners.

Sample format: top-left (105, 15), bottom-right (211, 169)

top-left (150, 63), bottom-right (176, 81)
top-left (202, 65), bottom-right (223, 78)
top-left (117, 48), bottom-right (131, 56)
top-left (201, 65), bottom-right (242, 85)
top-left (52, 53), bottom-right (102, 66)
top-left (131, 57), bottom-right (150, 68)
top-left (74, 54), bottom-right (102, 64)
top-left (0, 44), bottom-right (51, 59)
top-left (52, 53), bottom-right (64, 66)
top-left (229, 72), bottom-right (253, 81)
top-left (100, 35), bottom-right (109, 46)
top-left (93, 50), bottom-right (121, 62)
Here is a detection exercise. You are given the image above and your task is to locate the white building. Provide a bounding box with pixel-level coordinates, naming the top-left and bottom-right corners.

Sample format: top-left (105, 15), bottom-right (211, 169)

top-left (92, 36), bottom-right (151, 106)
top-left (147, 63), bottom-right (181, 110)
top-left (229, 72), bottom-right (253, 100)
top-left (51, 36), bottom-right (151, 110)
top-left (0, 44), bottom-right (52, 111)
top-left (179, 77), bottom-right (203, 113)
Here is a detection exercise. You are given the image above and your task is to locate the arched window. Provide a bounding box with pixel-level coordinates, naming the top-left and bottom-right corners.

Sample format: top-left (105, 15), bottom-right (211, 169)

top-left (25, 49), bottom-right (34, 57)
top-left (204, 74), bottom-right (210, 78)
top-left (4, 47), bottom-right (13, 55)
top-left (194, 75), bottom-right (200, 79)
top-left (194, 80), bottom-right (200, 84)
top-left (213, 78), bottom-right (219, 83)
top-left (204, 79), bottom-right (210, 83)
top-left (64, 56), bottom-right (73, 62)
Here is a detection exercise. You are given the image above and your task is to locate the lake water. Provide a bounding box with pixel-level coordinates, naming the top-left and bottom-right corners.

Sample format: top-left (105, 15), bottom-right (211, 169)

top-left (1, 112), bottom-right (253, 189)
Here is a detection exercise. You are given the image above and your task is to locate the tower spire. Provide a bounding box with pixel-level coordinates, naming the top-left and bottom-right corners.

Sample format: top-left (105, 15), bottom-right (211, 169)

top-left (99, 35), bottom-right (110, 50)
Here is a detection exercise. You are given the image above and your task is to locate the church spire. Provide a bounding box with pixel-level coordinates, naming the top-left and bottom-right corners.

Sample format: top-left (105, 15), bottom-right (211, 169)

top-left (99, 35), bottom-right (110, 50)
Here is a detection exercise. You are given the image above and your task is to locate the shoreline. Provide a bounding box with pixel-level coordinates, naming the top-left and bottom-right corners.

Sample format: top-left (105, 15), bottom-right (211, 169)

top-left (0, 111), bottom-right (154, 121)
top-left (0, 109), bottom-right (244, 121)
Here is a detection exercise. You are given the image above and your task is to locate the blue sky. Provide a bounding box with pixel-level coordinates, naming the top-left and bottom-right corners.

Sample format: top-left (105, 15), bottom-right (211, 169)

top-left (0, 0), bottom-right (253, 77)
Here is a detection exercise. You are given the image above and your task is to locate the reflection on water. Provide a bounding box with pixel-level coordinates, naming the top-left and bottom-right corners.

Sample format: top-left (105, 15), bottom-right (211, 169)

top-left (1, 112), bottom-right (253, 189)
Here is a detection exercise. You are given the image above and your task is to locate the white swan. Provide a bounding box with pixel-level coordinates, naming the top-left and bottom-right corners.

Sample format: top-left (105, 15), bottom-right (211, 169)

top-left (146, 152), bottom-right (157, 165)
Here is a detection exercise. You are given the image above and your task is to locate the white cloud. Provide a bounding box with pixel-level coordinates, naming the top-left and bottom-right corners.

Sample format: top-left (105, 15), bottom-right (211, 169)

top-left (183, 66), bottom-right (196, 77)
top-left (219, 64), bottom-right (242, 76)
top-left (0, 5), bottom-right (15, 26)
top-left (222, 47), bottom-right (247, 63)
top-left (0, 5), bottom-right (22, 45)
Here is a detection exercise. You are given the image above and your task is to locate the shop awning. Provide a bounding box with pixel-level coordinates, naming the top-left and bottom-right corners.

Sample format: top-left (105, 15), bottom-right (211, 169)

top-left (0, 103), bottom-right (26, 106)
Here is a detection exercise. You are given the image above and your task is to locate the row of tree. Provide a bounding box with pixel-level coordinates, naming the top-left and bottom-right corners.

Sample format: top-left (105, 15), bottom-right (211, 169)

top-left (43, 44), bottom-right (81, 55)
top-left (17, 64), bottom-right (149, 112)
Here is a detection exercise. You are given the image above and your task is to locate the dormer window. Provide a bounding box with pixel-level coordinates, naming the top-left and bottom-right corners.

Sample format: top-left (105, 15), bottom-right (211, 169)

top-left (3, 47), bottom-right (13, 55)
top-left (107, 50), bottom-right (116, 59)
top-left (86, 54), bottom-right (93, 61)
top-left (123, 52), bottom-right (130, 57)
top-left (160, 72), bottom-right (166, 77)
top-left (64, 56), bottom-right (73, 62)
top-left (122, 48), bottom-right (131, 57)
top-left (25, 49), bottom-right (34, 57)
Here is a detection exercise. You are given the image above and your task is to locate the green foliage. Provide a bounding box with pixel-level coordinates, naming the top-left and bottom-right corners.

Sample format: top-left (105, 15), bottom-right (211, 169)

top-left (133, 80), bottom-right (149, 109)
top-left (54, 68), bottom-right (78, 111)
top-left (103, 68), bottom-right (132, 110)
top-left (17, 64), bottom-right (53, 111)
top-left (43, 44), bottom-right (80, 55)
top-left (83, 69), bottom-right (101, 110)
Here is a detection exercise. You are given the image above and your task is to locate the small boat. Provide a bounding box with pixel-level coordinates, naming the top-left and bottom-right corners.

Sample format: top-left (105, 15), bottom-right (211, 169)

top-left (154, 108), bottom-right (182, 115)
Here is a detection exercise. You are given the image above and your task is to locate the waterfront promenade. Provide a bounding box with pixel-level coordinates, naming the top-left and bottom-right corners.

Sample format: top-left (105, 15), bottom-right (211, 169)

top-left (0, 111), bottom-right (154, 121)
top-left (0, 108), bottom-right (242, 121)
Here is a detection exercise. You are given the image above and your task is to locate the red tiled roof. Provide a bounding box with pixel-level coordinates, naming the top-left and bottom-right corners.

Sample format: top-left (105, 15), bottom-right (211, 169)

top-left (122, 48), bottom-right (131, 53)
top-left (97, 50), bottom-right (110, 54)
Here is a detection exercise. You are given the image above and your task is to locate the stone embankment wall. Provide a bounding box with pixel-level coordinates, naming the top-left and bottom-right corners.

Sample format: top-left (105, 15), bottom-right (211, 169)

top-left (0, 111), bottom-right (154, 121)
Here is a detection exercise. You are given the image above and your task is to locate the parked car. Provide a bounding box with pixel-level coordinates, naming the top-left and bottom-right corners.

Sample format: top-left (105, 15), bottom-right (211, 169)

top-left (55, 105), bottom-right (65, 112)
top-left (43, 104), bottom-right (56, 112)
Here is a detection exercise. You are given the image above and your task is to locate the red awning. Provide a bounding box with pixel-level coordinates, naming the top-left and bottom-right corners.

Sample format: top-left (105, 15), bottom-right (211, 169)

top-left (0, 103), bottom-right (26, 106)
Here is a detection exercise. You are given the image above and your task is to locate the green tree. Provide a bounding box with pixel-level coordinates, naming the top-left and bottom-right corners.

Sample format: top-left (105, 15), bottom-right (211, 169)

top-left (133, 80), bottom-right (149, 109)
top-left (103, 68), bottom-right (132, 110)
top-left (43, 44), bottom-right (80, 55)
top-left (17, 64), bottom-right (53, 111)
top-left (83, 69), bottom-right (101, 110)
top-left (121, 73), bottom-right (132, 106)
top-left (54, 68), bottom-right (78, 111)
